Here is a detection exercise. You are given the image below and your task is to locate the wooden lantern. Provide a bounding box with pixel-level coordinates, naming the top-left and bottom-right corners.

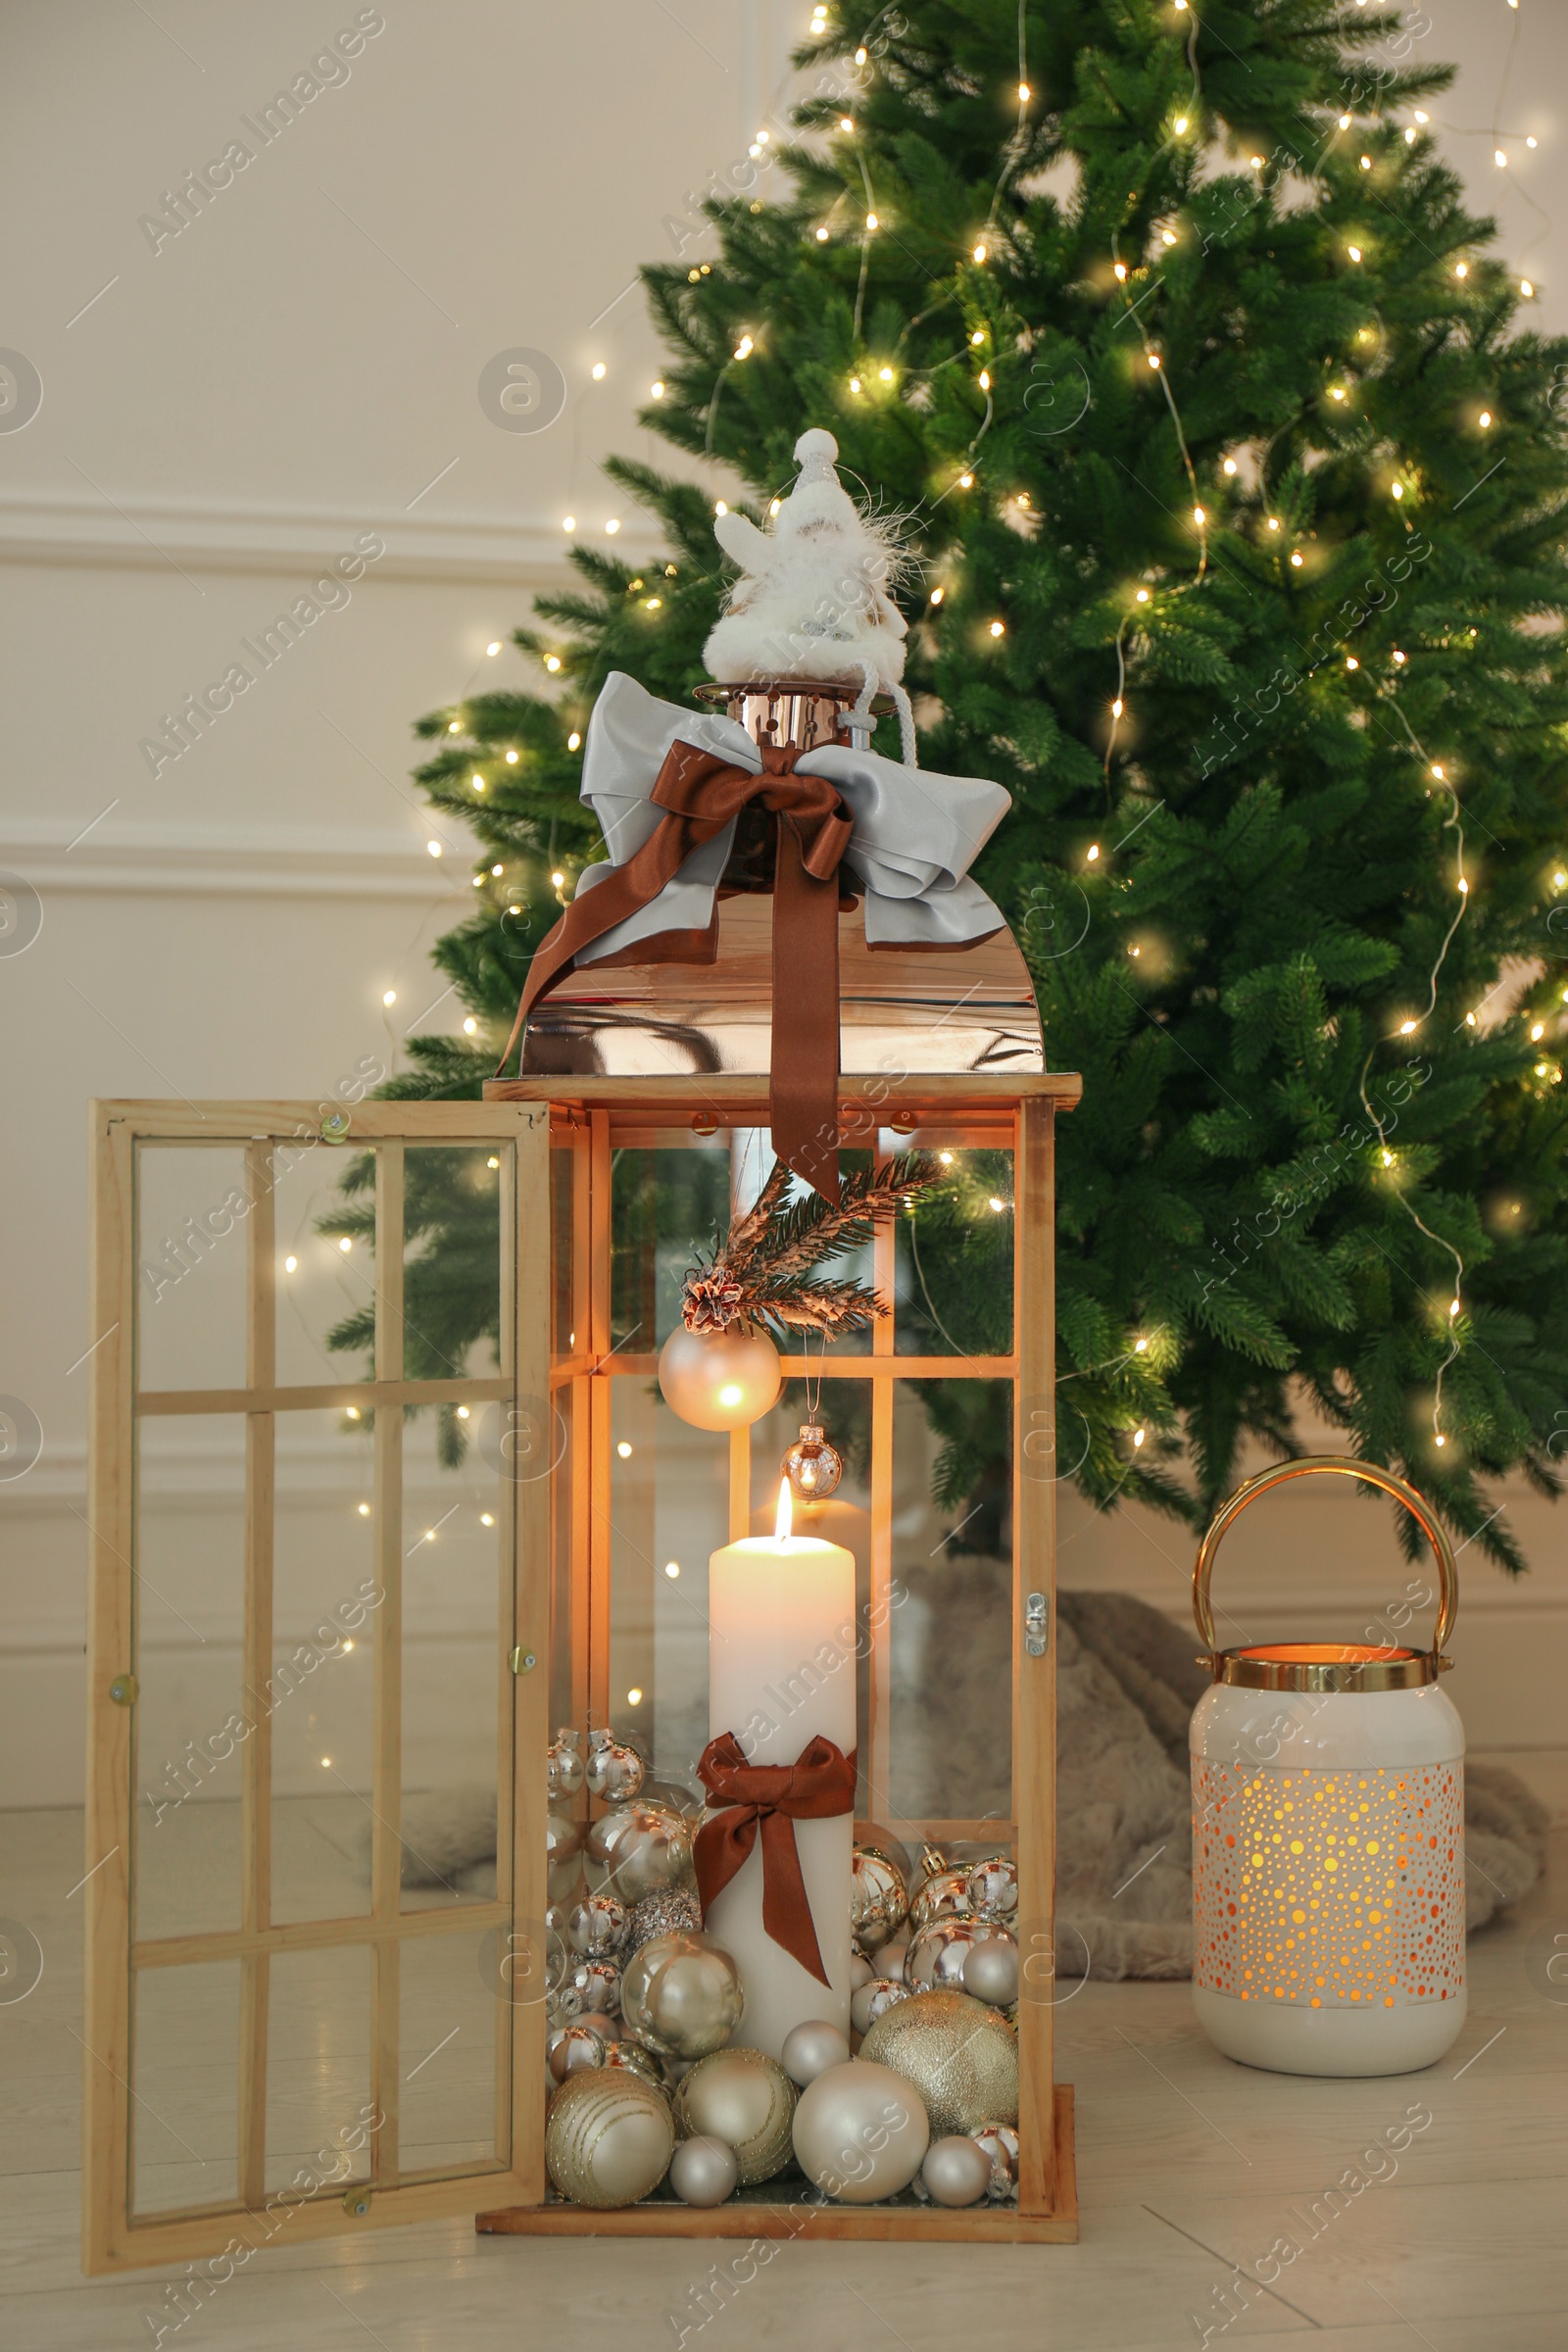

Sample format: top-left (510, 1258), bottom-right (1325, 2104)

top-left (82, 689), bottom-right (1080, 2272)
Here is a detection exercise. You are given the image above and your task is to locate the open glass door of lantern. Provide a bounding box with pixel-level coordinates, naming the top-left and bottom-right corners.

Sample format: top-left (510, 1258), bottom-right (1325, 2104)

top-left (83, 1100), bottom-right (553, 2275)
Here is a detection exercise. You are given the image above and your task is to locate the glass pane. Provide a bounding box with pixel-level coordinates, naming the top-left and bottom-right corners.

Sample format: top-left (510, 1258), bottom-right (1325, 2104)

top-left (891, 1379), bottom-right (1014, 1829)
top-left (749, 1379), bottom-right (874, 1811)
top-left (549, 1385), bottom-right (578, 1741)
top-left (607, 1376), bottom-right (727, 1794)
top-left (401, 1410), bottom-right (506, 1913)
top-left (272, 1140), bottom-right (376, 1390)
top-left (551, 1139), bottom-right (576, 1360)
top-left (609, 1142), bottom-right (732, 1353)
top-left (133, 1417), bottom-right (246, 1942)
top-left (270, 1412), bottom-right (378, 1926)
top-left (399, 1930), bottom-right (504, 2176)
top-left (896, 1146), bottom-right (1014, 1357)
top-left (402, 1145), bottom-right (505, 1382)
top-left (131, 1962), bottom-right (240, 2215)
top-left (135, 1146), bottom-right (249, 1392)
top-left (265, 1945), bottom-right (372, 2195)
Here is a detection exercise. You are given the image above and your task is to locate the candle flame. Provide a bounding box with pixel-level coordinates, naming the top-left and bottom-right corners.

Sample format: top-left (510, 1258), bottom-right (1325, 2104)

top-left (775, 1479), bottom-right (793, 1543)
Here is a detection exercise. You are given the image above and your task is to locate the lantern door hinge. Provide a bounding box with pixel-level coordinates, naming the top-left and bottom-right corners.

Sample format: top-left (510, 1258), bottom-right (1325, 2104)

top-left (510, 1646), bottom-right (537, 1675)
top-left (1024, 1593), bottom-right (1049, 1658)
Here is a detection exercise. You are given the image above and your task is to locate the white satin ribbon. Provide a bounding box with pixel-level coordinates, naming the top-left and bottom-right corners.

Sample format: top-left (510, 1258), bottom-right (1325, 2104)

top-left (571, 671), bottom-right (1011, 963)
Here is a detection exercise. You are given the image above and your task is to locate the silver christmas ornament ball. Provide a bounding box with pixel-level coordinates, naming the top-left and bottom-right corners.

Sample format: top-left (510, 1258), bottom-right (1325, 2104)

top-left (625, 1886), bottom-right (703, 1953)
top-left (668, 2133), bottom-right (739, 2207)
top-left (878, 1939), bottom-right (909, 1984)
top-left (908, 1865), bottom-right (974, 1934)
top-left (921, 2133), bottom-right (994, 2208)
top-left (850, 1951), bottom-right (876, 1992)
top-left (962, 1936), bottom-right (1020, 2009)
top-left (547, 1727), bottom-right (585, 1802)
top-left (566, 1957), bottom-right (621, 2018)
top-left (673, 2046), bottom-right (797, 2184)
top-left (585, 1727), bottom-right (646, 1804)
top-left (906, 1918), bottom-right (1010, 1993)
top-left (780, 2019), bottom-right (851, 2087)
top-left (568, 1892), bottom-right (629, 1957)
top-left (619, 1932), bottom-right (744, 2061)
top-left (971, 2121), bottom-right (1021, 2202)
top-left (850, 1977), bottom-right (910, 2036)
top-left (547, 2023), bottom-right (608, 2083)
top-left (850, 1845), bottom-right (908, 1953)
top-left (782, 1422), bottom-right (843, 1500)
top-left (965, 1855), bottom-right (1019, 1923)
top-left (586, 1801), bottom-right (695, 1904)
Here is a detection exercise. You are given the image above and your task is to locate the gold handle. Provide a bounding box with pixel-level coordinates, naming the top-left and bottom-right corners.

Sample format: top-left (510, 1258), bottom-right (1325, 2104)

top-left (1192, 1454), bottom-right (1457, 1672)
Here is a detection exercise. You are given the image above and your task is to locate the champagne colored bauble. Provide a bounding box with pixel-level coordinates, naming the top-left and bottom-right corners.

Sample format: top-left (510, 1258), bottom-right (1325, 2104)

top-left (920, 2133), bottom-right (994, 2208)
top-left (859, 1990), bottom-right (1019, 2137)
top-left (850, 1952), bottom-right (876, 1992)
top-left (568, 1892), bottom-right (629, 1958)
top-left (545, 2069), bottom-right (674, 2209)
top-left (547, 1809), bottom-right (582, 1885)
top-left (782, 1422), bottom-right (844, 1500)
top-left (906, 1918), bottom-right (1010, 1993)
top-left (585, 1727), bottom-right (646, 1803)
top-left (566, 1957), bottom-right (621, 2018)
top-left (962, 1936), bottom-right (1020, 2009)
top-left (674, 2046), bottom-right (797, 2184)
top-left (602, 2039), bottom-right (664, 2088)
top-left (966, 1855), bottom-right (1019, 1923)
top-left (850, 1845), bottom-right (908, 1954)
top-left (792, 2061), bottom-right (929, 2203)
top-left (620, 1933), bottom-right (744, 2061)
top-left (850, 1977), bottom-right (910, 2036)
top-left (780, 2019), bottom-right (851, 2087)
top-left (547, 1727), bottom-right (585, 1801)
top-left (625, 1886), bottom-right (703, 1954)
top-left (971, 2121), bottom-right (1021, 2202)
top-left (878, 1939), bottom-right (909, 1984)
top-left (668, 2133), bottom-right (740, 2208)
top-left (658, 1324), bottom-right (781, 1432)
top-left (586, 1801), bottom-right (695, 1903)
top-left (908, 1866), bottom-right (974, 1935)
top-left (547, 2024), bottom-right (608, 2084)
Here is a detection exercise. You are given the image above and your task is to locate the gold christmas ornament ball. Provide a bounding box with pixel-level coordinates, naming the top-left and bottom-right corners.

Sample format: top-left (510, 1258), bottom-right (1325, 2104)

top-left (673, 2045), bottom-right (797, 2183)
top-left (585, 1800), bottom-right (695, 1903)
top-left (547, 2023), bottom-right (608, 2083)
top-left (544, 2069), bottom-right (674, 2209)
top-left (782, 1422), bottom-right (843, 1499)
top-left (658, 1323), bottom-right (781, 1431)
top-left (602, 2039), bottom-right (664, 2088)
top-left (620, 1932), bottom-right (744, 2061)
top-left (585, 1727), bottom-right (646, 1802)
top-left (920, 2133), bottom-right (994, 2208)
top-left (780, 2018), bottom-right (851, 2086)
top-left (851, 1844), bottom-right (908, 1953)
top-left (546, 1726), bottom-right (585, 1801)
top-left (791, 2060), bottom-right (929, 2202)
top-left (859, 1989), bottom-right (1019, 2137)
top-left (668, 2132), bottom-right (740, 2207)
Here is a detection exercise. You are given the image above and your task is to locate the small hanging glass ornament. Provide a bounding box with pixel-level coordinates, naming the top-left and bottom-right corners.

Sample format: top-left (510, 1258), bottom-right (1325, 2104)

top-left (783, 1421), bottom-right (843, 1500)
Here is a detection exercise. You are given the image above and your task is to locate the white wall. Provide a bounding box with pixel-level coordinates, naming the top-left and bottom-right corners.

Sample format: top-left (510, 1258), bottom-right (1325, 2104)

top-left (2, 0), bottom-right (1564, 1807)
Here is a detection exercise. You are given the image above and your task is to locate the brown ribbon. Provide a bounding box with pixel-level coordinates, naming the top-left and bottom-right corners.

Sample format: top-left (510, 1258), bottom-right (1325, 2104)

top-left (498, 739), bottom-right (856, 1201)
top-left (693, 1731), bottom-right (858, 1987)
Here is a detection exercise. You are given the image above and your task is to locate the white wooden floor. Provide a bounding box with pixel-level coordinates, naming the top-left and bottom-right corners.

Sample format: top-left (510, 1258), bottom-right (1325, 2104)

top-left (4, 1754), bottom-right (1565, 2352)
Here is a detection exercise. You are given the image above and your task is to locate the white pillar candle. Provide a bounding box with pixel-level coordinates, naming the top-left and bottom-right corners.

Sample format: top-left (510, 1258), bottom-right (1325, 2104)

top-left (706, 1486), bottom-right (856, 2062)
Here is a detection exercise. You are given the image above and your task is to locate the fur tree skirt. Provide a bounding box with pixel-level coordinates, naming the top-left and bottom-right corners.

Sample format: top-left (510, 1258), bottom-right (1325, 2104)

top-left (395, 1591), bottom-right (1548, 1983)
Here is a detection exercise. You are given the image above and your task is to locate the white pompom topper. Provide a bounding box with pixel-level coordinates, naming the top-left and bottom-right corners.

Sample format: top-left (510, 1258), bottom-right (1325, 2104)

top-left (704, 428), bottom-right (918, 762)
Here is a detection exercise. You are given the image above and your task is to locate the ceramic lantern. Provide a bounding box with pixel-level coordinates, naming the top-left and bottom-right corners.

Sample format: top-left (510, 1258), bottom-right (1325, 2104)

top-left (1190, 1457), bottom-right (1465, 2079)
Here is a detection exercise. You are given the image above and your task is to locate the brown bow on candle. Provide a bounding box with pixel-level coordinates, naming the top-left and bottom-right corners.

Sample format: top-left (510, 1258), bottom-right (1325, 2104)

top-left (693, 1731), bottom-right (858, 1987)
top-left (499, 739), bottom-right (857, 1201)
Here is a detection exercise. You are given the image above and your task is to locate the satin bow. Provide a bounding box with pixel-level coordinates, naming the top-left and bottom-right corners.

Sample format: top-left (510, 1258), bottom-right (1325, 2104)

top-left (693, 1731), bottom-right (858, 1987)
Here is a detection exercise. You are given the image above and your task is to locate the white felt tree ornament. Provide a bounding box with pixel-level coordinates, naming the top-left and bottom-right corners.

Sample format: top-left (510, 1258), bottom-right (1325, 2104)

top-left (704, 428), bottom-right (918, 763)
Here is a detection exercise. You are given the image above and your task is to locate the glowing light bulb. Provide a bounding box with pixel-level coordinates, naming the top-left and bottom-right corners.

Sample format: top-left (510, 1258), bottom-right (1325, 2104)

top-left (1174, 116), bottom-right (1189, 134)
top-left (1111, 697), bottom-right (1124, 717)
top-left (487, 1154), bottom-right (500, 1168)
top-left (988, 618), bottom-right (1004, 637)
top-left (929, 586), bottom-right (944, 605)
top-left (481, 1512), bottom-right (495, 1528)
top-left (1531, 1022), bottom-right (1544, 1041)
top-left (1018, 82), bottom-right (1030, 101)
top-left (1339, 114), bottom-right (1351, 129)
top-left (486, 641), bottom-right (501, 658)
top-left (1495, 150), bottom-right (1507, 169)
top-left (1392, 482), bottom-right (1404, 499)
top-left (426, 839), bottom-right (443, 857)
top-left (1330, 385), bottom-right (1347, 401)
top-left (850, 376), bottom-right (861, 392)
top-left (864, 214), bottom-right (878, 232)
top-left (1360, 155), bottom-right (1372, 171)
top-left (1458, 878), bottom-right (1469, 896)
top-left (447, 719), bottom-right (461, 733)
top-left (491, 862), bottom-right (503, 876)
top-left (505, 749), bottom-right (518, 762)
top-left (1148, 352), bottom-right (1161, 369)
top-left (457, 1405), bottom-right (470, 1421)
top-left (1397, 1019), bottom-right (1418, 1035)
top-left (1135, 1337), bottom-right (1149, 1352)
top-left (1521, 279), bottom-right (1534, 297)
top-left (551, 869), bottom-right (565, 888)
top-left (651, 379), bottom-right (665, 397)
top-left (605, 517), bottom-right (620, 534)
top-left (1431, 763), bottom-right (1446, 780)
top-left (1087, 843), bottom-right (1101, 862)
top-left (1193, 505), bottom-right (1205, 523)
top-left (1435, 1434), bottom-right (1446, 1448)
top-left (338, 1236), bottom-right (353, 1252)
top-left (1133, 1428), bottom-right (1146, 1447)
top-left (617, 1441), bottom-right (633, 1457)
top-left (1136, 588), bottom-right (1151, 603)
top-left (382, 988), bottom-right (397, 1005)
top-left (663, 1560), bottom-right (680, 1579)
top-left (1267, 516), bottom-right (1280, 530)
top-left (939, 1151), bottom-right (954, 1164)
top-left (567, 730), bottom-right (581, 751)
top-left (972, 242), bottom-right (988, 263)
top-left (1348, 244), bottom-right (1362, 262)
top-left (1114, 262), bottom-right (1127, 280)
top-left (840, 115), bottom-right (854, 132)
top-left (1223, 457), bottom-right (1238, 475)
top-left (284, 1253), bottom-right (298, 1273)
top-left (958, 470), bottom-right (973, 486)
top-left (1346, 656), bottom-right (1359, 670)
top-left (714, 500), bottom-right (728, 514)
top-left (880, 365), bottom-right (894, 381)
top-left (978, 368), bottom-right (991, 389)
top-left (1405, 127), bottom-right (1416, 144)
top-left (1161, 229), bottom-right (1177, 246)
top-left (590, 362), bottom-right (607, 381)
top-left (988, 1196), bottom-right (1005, 1213)
top-left (464, 1015), bottom-right (478, 1035)
top-left (1382, 1150), bottom-right (1394, 1167)
top-left (1454, 262), bottom-right (1468, 279)
top-left (626, 1688), bottom-right (643, 1706)
top-left (545, 654), bottom-right (562, 672)
top-left (815, 225), bottom-right (829, 241)
top-left (1480, 411), bottom-right (1493, 428)
top-left (1290, 551), bottom-right (1303, 566)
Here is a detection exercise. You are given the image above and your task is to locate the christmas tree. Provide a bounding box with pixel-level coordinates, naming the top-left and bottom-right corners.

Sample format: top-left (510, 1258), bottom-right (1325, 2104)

top-left (374, 0), bottom-right (1568, 1567)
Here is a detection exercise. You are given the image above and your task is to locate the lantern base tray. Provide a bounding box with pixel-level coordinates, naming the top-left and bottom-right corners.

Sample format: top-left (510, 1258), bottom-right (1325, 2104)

top-left (1194, 1986), bottom-right (1468, 2078)
top-left (476, 2084), bottom-right (1076, 2242)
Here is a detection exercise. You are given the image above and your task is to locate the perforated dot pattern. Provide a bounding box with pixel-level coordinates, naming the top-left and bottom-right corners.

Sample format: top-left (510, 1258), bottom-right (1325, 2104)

top-left (1193, 1762), bottom-right (1464, 2009)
